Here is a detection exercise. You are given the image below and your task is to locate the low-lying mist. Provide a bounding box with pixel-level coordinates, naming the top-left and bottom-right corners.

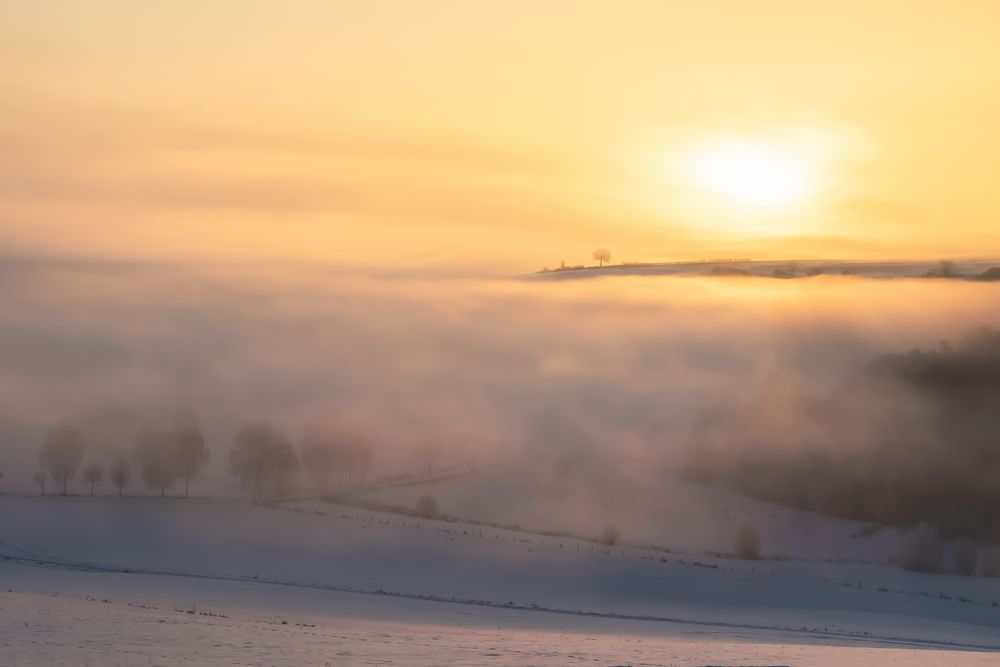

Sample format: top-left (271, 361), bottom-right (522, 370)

top-left (2, 258), bottom-right (999, 543)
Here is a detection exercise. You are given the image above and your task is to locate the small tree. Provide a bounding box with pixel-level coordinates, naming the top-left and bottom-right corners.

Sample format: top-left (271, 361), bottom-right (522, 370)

top-left (82, 463), bottom-right (103, 496)
top-left (110, 454), bottom-right (130, 496)
top-left (33, 471), bottom-right (48, 495)
top-left (173, 420), bottom-right (209, 498)
top-left (600, 525), bottom-right (620, 546)
top-left (136, 428), bottom-right (180, 497)
top-left (39, 424), bottom-right (85, 495)
top-left (416, 494), bottom-right (439, 519)
top-left (734, 523), bottom-right (762, 560)
top-left (592, 248), bottom-right (611, 268)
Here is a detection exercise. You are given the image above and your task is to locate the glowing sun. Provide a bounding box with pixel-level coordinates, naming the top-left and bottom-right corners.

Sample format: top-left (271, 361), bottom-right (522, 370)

top-left (687, 140), bottom-right (812, 208)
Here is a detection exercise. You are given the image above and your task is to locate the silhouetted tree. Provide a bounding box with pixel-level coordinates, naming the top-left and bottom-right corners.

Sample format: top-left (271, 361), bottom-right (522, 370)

top-left (136, 428), bottom-right (180, 497)
top-left (82, 463), bottom-right (103, 496)
top-left (341, 441), bottom-right (374, 485)
top-left (300, 431), bottom-right (337, 490)
top-left (230, 422), bottom-right (298, 499)
top-left (173, 420), bottom-right (209, 497)
top-left (39, 425), bottom-right (85, 495)
top-left (414, 440), bottom-right (444, 476)
top-left (416, 494), bottom-right (439, 519)
top-left (734, 524), bottom-right (762, 560)
top-left (110, 454), bottom-right (130, 496)
top-left (592, 248), bottom-right (611, 268)
top-left (33, 471), bottom-right (47, 495)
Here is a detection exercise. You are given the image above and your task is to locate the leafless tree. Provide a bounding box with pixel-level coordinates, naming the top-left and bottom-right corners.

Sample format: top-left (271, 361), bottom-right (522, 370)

top-left (230, 422), bottom-right (298, 499)
top-left (172, 419), bottom-right (209, 497)
top-left (82, 463), bottom-right (104, 496)
top-left (341, 441), bottom-right (374, 485)
top-left (414, 439), bottom-right (444, 476)
top-left (592, 248), bottom-right (611, 268)
top-left (600, 525), bottom-right (620, 546)
top-left (33, 471), bottom-right (48, 495)
top-left (110, 454), bottom-right (130, 496)
top-left (39, 425), bottom-right (85, 495)
top-left (136, 428), bottom-right (180, 497)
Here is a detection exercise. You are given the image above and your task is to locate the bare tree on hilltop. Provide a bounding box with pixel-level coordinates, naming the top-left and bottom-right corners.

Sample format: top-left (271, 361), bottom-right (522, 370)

top-left (39, 424), bottom-right (85, 495)
top-left (592, 248), bottom-right (611, 268)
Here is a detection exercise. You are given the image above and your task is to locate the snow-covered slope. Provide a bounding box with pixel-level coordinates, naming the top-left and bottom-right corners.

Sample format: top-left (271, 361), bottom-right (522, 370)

top-left (363, 464), bottom-right (919, 563)
top-left (1, 493), bottom-right (999, 662)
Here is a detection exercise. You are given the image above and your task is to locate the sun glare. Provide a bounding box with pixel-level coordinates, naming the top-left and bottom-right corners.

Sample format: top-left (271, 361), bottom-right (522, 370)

top-left (687, 140), bottom-right (811, 208)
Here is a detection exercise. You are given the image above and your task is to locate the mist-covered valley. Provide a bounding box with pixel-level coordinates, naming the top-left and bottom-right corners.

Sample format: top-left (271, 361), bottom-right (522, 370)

top-left (3, 258), bottom-right (1000, 663)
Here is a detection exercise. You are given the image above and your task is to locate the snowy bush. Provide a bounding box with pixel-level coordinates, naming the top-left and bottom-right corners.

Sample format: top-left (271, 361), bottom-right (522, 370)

top-left (599, 526), bottom-right (620, 546)
top-left (734, 524), bottom-right (761, 560)
top-left (416, 494), bottom-right (439, 519)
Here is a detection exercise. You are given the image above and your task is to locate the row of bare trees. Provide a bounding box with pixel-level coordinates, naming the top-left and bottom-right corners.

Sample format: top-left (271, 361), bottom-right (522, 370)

top-left (29, 420), bottom-right (375, 500)
top-left (35, 420), bottom-right (209, 497)
top-left (228, 423), bottom-right (374, 499)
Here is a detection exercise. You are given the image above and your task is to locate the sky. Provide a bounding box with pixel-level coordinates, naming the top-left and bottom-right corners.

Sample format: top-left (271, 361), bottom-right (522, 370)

top-left (2, 1), bottom-right (1000, 272)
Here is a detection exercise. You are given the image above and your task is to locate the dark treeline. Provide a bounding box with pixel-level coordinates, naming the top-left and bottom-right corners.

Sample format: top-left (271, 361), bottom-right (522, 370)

top-left (684, 327), bottom-right (1000, 546)
top-left (35, 416), bottom-right (210, 498)
top-left (29, 417), bottom-right (376, 500)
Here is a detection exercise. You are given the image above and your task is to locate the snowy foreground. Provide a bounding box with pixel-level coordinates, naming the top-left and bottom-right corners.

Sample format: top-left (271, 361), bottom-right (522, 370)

top-left (1, 495), bottom-right (999, 665)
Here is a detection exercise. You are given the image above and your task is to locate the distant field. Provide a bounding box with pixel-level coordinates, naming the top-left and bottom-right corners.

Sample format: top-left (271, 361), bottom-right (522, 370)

top-left (526, 259), bottom-right (1000, 280)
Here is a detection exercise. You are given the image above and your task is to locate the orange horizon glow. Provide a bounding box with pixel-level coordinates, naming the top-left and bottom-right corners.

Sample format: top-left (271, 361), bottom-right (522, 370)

top-left (2, 2), bottom-right (1000, 271)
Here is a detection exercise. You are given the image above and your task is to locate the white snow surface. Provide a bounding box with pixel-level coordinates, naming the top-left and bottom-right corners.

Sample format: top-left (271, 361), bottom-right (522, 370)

top-left (1, 494), bottom-right (999, 665)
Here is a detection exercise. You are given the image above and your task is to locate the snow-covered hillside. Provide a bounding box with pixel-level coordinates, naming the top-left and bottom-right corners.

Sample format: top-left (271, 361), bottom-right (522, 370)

top-left (1, 494), bottom-right (999, 665)
top-left (363, 464), bottom-right (917, 562)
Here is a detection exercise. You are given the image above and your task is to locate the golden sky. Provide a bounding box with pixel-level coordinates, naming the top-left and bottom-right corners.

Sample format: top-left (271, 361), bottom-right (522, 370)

top-left (2, 1), bottom-right (999, 271)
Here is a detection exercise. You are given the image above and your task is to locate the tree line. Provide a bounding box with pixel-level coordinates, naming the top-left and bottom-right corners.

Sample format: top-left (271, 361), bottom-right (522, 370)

top-left (28, 420), bottom-right (373, 500)
top-left (35, 420), bottom-right (209, 497)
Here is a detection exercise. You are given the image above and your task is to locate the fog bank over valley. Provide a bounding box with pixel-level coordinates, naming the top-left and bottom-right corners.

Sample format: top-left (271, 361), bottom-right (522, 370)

top-left (2, 259), bottom-right (1000, 548)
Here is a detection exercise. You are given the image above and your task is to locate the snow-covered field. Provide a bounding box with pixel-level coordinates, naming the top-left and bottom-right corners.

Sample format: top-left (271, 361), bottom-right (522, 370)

top-left (363, 464), bottom-right (915, 562)
top-left (1, 493), bottom-right (999, 665)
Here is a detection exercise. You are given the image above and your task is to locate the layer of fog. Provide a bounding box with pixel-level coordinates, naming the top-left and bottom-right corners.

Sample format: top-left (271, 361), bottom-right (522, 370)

top-left (2, 258), bottom-right (1000, 542)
